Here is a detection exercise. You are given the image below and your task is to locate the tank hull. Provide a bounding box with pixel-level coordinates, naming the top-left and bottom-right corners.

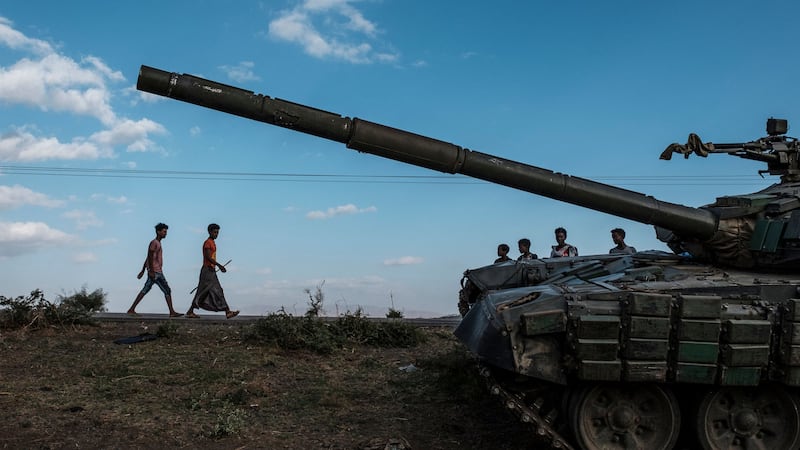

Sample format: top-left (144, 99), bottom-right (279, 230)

top-left (457, 254), bottom-right (800, 449)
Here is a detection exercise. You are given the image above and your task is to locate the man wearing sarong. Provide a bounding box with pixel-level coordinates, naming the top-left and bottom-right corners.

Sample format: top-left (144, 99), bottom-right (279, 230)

top-left (186, 223), bottom-right (239, 319)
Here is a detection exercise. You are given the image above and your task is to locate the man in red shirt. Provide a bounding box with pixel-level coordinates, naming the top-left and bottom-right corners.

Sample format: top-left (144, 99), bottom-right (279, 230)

top-left (186, 223), bottom-right (239, 319)
top-left (127, 223), bottom-right (182, 317)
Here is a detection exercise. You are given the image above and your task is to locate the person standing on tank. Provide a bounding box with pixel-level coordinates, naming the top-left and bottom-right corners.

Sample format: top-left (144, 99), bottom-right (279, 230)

top-left (495, 243), bottom-right (512, 263)
top-left (517, 238), bottom-right (538, 261)
top-left (550, 227), bottom-right (578, 257)
top-left (127, 222), bottom-right (182, 317)
top-left (185, 223), bottom-right (239, 319)
top-left (609, 228), bottom-right (637, 254)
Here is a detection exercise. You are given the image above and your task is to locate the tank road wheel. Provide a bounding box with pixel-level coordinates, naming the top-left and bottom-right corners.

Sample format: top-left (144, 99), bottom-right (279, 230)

top-left (695, 386), bottom-right (800, 450)
top-left (570, 384), bottom-right (680, 450)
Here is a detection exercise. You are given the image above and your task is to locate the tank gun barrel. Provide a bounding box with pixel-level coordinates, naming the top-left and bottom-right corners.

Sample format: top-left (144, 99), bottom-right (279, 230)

top-left (136, 65), bottom-right (719, 239)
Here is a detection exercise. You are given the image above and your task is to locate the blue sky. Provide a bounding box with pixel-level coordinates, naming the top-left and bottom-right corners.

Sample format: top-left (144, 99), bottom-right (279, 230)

top-left (1, 1), bottom-right (797, 317)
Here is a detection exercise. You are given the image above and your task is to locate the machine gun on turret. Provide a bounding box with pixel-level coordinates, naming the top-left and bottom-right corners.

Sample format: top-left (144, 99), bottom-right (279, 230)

top-left (661, 118), bottom-right (800, 181)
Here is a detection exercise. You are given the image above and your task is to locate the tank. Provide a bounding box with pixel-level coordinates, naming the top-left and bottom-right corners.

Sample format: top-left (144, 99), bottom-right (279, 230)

top-left (137, 65), bottom-right (800, 450)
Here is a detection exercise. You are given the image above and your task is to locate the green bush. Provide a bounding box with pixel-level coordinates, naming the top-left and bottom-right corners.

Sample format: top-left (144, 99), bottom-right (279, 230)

top-left (303, 281), bottom-right (325, 317)
top-left (244, 284), bottom-right (423, 353)
top-left (209, 402), bottom-right (247, 437)
top-left (243, 309), bottom-right (338, 354)
top-left (58, 286), bottom-right (107, 312)
top-left (386, 307), bottom-right (404, 319)
top-left (244, 308), bottom-right (424, 353)
top-left (0, 287), bottom-right (107, 330)
top-left (331, 308), bottom-right (422, 347)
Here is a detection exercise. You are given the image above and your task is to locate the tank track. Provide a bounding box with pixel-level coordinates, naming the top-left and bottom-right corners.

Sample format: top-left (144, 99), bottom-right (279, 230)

top-left (477, 364), bottom-right (575, 450)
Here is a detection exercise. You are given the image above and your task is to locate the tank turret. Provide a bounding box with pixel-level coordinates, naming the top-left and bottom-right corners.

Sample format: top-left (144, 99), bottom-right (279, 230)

top-left (136, 65), bottom-right (800, 271)
top-left (137, 65), bottom-right (800, 450)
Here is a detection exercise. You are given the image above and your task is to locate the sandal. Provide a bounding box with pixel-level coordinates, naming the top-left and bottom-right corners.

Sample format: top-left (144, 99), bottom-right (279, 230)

top-left (185, 312), bottom-right (200, 319)
top-left (226, 310), bottom-right (240, 319)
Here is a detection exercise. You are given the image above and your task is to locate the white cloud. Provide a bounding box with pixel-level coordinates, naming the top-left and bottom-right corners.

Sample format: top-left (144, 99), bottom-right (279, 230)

top-left (0, 184), bottom-right (64, 209)
top-left (0, 127), bottom-right (111, 161)
top-left (84, 237), bottom-right (117, 247)
top-left (306, 203), bottom-right (376, 219)
top-left (268, 0), bottom-right (397, 64)
top-left (73, 252), bottom-right (98, 263)
top-left (134, 88), bottom-right (164, 104)
top-left (375, 52), bottom-right (398, 63)
top-left (220, 61), bottom-right (260, 83)
top-left (383, 256), bottom-right (424, 266)
top-left (189, 126), bottom-right (201, 137)
top-left (83, 55), bottom-right (125, 82)
top-left (255, 267), bottom-right (273, 275)
top-left (0, 120), bottom-right (157, 162)
top-left (303, 0), bottom-right (376, 36)
top-left (0, 54), bottom-right (119, 125)
top-left (62, 209), bottom-right (103, 230)
top-left (89, 118), bottom-right (166, 153)
top-left (0, 221), bottom-right (74, 257)
top-left (90, 193), bottom-right (128, 204)
top-left (323, 275), bottom-right (385, 287)
top-left (0, 17), bottom-right (53, 55)
top-left (107, 195), bottom-right (128, 204)
top-left (0, 18), bottom-right (167, 162)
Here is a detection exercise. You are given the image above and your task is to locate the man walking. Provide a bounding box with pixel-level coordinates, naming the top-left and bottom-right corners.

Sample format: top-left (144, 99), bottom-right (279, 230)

top-left (128, 223), bottom-right (182, 317)
top-left (186, 223), bottom-right (239, 319)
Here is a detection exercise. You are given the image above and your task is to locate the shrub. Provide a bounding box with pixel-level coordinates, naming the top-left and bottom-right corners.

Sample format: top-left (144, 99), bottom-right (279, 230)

top-left (244, 309), bottom-right (424, 353)
top-left (386, 291), bottom-right (404, 318)
top-left (243, 283), bottom-right (423, 352)
top-left (386, 307), bottom-right (404, 319)
top-left (243, 308), bottom-right (338, 354)
top-left (209, 402), bottom-right (247, 437)
top-left (0, 287), bottom-right (107, 330)
top-left (303, 281), bottom-right (325, 317)
top-left (331, 308), bottom-right (421, 346)
top-left (58, 286), bottom-right (107, 312)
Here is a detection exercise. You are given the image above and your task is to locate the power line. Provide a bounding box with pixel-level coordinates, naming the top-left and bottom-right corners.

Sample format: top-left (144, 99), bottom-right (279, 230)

top-left (0, 165), bottom-right (472, 184)
top-left (0, 164), bottom-right (775, 186)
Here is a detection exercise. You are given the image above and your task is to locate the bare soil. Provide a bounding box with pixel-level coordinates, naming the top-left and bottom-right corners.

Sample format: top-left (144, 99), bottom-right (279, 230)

top-left (0, 322), bottom-right (537, 449)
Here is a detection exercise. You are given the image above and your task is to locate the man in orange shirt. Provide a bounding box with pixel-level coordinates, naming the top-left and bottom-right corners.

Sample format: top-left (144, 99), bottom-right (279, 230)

top-left (186, 223), bottom-right (239, 319)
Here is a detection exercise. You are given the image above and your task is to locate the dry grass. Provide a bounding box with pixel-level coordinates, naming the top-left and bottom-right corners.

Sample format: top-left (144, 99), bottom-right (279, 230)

top-left (0, 321), bottom-right (536, 449)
